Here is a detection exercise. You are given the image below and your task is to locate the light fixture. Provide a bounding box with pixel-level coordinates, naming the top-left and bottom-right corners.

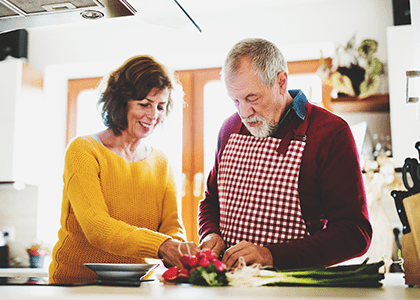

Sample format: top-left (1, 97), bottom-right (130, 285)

top-left (81, 10), bottom-right (105, 20)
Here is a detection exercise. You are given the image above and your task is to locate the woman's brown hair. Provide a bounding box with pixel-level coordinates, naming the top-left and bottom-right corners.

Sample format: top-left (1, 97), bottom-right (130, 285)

top-left (98, 55), bottom-right (174, 135)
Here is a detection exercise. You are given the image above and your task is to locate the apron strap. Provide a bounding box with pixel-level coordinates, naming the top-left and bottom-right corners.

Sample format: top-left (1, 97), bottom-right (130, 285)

top-left (277, 101), bottom-right (313, 155)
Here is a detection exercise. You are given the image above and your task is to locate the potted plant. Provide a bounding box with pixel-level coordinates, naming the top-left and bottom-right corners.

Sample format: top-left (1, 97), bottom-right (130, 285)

top-left (26, 242), bottom-right (50, 268)
top-left (317, 34), bottom-right (386, 99)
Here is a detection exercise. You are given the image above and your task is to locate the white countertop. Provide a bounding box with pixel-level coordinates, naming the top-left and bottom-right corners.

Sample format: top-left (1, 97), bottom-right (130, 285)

top-left (0, 273), bottom-right (418, 300)
top-left (0, 268), bottom-right (48, 278)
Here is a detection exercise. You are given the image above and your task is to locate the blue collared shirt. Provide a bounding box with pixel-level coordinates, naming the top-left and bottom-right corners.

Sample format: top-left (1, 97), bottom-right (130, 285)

top-left (277, 89), bottom-right (308, 129)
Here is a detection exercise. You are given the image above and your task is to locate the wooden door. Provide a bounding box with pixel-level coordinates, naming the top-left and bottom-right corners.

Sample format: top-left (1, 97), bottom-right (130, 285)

top-left (176, 68), bottom-right (222, 244)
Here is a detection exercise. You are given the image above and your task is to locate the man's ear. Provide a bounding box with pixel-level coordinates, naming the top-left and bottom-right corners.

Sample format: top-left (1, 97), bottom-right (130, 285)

top-left (277, 71), bottom-right (288, 94)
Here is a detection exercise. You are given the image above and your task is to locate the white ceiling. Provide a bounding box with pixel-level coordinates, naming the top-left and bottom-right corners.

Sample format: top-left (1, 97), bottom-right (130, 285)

top-left (172, 0), bottom-right (336, 33)
top-left (178, 0), bottom-right (333, 15)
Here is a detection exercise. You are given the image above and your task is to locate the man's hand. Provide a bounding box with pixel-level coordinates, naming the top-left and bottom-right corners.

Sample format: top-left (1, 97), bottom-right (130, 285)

top-left (198, 233), bottom-right (225, 258)
top-left (222, 240), bottom-right (273, 271)
top-left (158, 239), bottom-right (199, 269)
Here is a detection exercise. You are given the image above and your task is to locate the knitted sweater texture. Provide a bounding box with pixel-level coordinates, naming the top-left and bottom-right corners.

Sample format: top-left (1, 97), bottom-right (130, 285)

top-left (49, 136), bottom-right (186, 284)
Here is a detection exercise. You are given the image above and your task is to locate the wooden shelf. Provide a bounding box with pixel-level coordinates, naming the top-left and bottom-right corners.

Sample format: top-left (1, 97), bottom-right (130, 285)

top-left (284, 58), bottom-right (388, 114)
top-left (328, 94), bottom-right (389, 113)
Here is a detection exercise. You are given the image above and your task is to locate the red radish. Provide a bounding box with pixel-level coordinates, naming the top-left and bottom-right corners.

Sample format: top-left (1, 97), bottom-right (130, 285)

top-left (180, 255), bottom-right (192, 268)
top-left (162, 266), bottom-right (179, 281)
top-left (178, 268), bottom-right (189, 279)
top-left (188, 255), bottom-right (199, 268)
top-left (210, 257), bottom-right (219, 264)
top-left (201, 250), bottom-right (214, 259)
top-left (198, 257), bottom-right (210, 268)
top-left (213, 260), bottom-right (225, 272)
top-left (162, 251), bottom-right (226, 284)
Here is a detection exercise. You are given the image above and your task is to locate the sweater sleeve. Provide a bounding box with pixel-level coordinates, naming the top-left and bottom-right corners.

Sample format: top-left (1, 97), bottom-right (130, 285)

top-left (63, 139), bottom-right (177, 259)
top-left (198, 163), bottom-right (222, 239)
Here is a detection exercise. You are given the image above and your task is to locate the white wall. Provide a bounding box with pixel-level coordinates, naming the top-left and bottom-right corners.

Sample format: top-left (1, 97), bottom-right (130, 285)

top-left (2, 0), bottom-right (397, 260)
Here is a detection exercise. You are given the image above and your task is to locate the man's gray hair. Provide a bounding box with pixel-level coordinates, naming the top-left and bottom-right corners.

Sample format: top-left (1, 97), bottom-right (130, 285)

top-left (222, 38), bottom-right (288, 87)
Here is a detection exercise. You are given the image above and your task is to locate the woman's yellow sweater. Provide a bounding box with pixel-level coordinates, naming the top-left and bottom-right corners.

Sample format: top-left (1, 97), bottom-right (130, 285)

top-left (49, 136), bottom-right (186, 284)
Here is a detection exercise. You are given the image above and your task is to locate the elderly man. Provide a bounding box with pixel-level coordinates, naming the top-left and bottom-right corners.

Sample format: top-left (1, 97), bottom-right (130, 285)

top-left (198, 38), bottom-right (372, 271)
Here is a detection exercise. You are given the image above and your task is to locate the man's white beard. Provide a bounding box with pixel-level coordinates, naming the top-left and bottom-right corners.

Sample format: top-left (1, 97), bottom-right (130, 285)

top-left (243, 115), bottom-right (277, 138)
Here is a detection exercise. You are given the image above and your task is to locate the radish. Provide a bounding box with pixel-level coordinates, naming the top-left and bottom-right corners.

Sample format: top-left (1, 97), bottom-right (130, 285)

top-left (198, 257), bottom-right (210, 268)
top-left (180, 255), bottom-right (191, 267)
top-left (161, 250), bottom-right (227, 285)
top-left (162, 266), bottom-right (179, 281)
top-left (178, 268), bottom-right (190, 279)
top-left (188, 255), bottom-right (199, 268)
top-left (201, 250), bottom-right (214, 259)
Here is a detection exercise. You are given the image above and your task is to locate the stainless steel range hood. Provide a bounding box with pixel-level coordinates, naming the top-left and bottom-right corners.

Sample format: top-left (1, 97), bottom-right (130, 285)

top-left (0, 0), bottom-right (201, 33)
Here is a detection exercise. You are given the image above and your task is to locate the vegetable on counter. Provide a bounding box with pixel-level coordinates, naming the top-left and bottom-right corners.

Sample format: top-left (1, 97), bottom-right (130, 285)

top-left (161, 250), bottom-right (228, 286)
top-left (161, 255), bottom-right (385, 288)
top-left (227, 258), bottom-right (385, 287)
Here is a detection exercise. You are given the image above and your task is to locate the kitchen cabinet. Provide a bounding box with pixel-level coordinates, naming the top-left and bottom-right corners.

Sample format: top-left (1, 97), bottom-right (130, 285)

top-left (387, 24), bottom-right (420, 168)
top-left (0, 58), bottom-right (44, 186)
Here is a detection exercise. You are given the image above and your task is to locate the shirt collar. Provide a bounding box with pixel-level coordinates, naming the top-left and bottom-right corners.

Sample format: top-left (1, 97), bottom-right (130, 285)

top-left (276, 89), bottom-right (308, 129)
top-left (288, 89), bottom-right (308, 120)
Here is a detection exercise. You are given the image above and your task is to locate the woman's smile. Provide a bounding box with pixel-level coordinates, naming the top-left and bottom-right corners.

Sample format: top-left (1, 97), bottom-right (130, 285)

top-left (139, 121), bottom-right (154, 129)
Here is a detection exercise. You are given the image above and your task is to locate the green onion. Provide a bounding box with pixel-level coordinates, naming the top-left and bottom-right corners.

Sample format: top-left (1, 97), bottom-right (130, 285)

top-left (227, 258), bottom-right (385, 287)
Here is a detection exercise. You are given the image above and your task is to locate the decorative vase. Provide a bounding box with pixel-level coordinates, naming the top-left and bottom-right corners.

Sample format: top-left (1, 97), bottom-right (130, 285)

top-left (29, 255), bottom-right (45, 268)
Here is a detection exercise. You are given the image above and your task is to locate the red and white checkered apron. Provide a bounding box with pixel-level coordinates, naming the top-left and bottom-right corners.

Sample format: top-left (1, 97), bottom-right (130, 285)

top-left (218, 105), bottom-right (312, 247)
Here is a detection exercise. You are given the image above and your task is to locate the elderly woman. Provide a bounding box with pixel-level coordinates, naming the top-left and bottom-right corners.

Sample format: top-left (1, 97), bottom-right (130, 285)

top-left (49, 55), bottom-right (197, 285)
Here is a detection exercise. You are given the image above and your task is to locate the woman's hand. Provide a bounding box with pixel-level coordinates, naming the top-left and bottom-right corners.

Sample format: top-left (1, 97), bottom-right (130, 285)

top-left (198, 233), bottom-right (225, 258)
top-left (158, 239), bottom-right (199, 269)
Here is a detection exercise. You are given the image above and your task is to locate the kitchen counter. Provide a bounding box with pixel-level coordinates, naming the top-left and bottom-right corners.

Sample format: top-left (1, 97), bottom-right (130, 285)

top-left (0, 273), bottom-right (418, 300)
top-left (0, 268), bottom-right (48, 278)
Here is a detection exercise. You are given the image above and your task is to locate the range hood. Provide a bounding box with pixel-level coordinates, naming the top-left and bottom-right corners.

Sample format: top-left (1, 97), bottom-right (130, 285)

top-left (0, 0), bottom-right (201, 33)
